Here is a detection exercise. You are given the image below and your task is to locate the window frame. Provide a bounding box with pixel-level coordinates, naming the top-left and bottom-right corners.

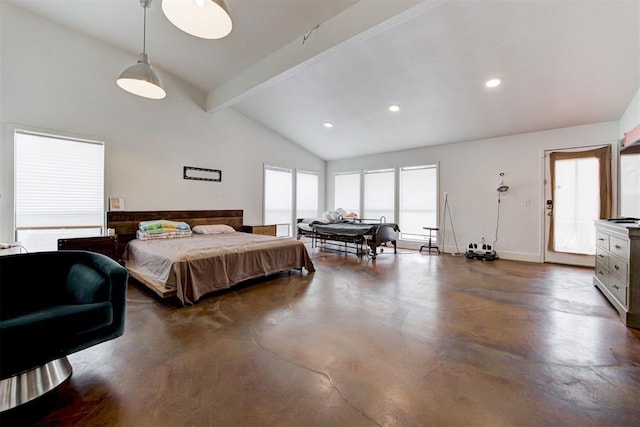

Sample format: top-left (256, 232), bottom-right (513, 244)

top-left (331, 164), bottom-right (439, 243)
top-left (12, 127), bottom-right (106, 252)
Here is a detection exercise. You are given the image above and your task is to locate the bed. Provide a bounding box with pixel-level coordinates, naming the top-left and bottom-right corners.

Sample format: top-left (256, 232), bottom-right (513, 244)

top-left (106, 210), bottom-right (315, 306)
top-left (296, 216), bottom-right (400, 260)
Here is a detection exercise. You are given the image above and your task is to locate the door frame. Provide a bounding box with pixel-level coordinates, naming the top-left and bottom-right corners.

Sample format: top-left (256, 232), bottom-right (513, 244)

top-left (540, 143), bottom-right (617, 266)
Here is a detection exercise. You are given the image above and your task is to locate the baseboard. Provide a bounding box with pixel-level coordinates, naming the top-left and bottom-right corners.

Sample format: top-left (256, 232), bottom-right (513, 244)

top-left (492, 251), bottom-right (542, 263)
top-left (395, 241), bottom-right (542, 263)
top-left (438, 245), bottom-right (542, 263)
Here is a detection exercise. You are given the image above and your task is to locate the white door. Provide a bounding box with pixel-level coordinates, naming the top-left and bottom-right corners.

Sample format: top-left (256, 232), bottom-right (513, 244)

top-left (543, 146), bottom-right (612, 266)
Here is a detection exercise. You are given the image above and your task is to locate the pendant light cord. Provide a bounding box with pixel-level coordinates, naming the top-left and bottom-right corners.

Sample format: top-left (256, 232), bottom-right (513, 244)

top-left (142, 5), bottom-right (147, 55)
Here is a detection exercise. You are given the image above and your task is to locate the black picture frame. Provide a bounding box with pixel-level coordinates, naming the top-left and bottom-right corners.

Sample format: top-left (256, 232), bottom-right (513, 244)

top-left (183, 166), bottom-right (222, 182)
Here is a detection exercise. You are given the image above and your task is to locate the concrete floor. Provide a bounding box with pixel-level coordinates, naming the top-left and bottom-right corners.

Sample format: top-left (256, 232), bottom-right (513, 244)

top-left (2, 247), bottom-right (640, 426)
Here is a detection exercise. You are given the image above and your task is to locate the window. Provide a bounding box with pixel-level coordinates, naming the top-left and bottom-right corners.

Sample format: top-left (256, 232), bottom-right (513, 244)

top-left (546, 146), bottom-right (611, 259)
top-left (552, 157), bottom-right (600, 254)
top-left (399, 165), bottom-right (437, 241)
top-left (264, 166), bottom-right (292, 237)
top-left (334, 171), bottom-right (361, 217)
top-left (620, 152), bottom-right (640, 218)
top-left (364, 169), bottom-right (395, 222)
top-left (14, 130), bottom-right (105, 252)
top-left (296, 170), bottom-right (319, 219)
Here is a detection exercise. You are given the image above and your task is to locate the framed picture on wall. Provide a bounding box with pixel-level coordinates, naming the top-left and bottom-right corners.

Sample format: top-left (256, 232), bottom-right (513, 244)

top-left (109, 197), bottom-right (125, 211)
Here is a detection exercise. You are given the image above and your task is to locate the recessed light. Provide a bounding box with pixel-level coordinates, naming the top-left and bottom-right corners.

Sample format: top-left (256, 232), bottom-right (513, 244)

top-left (485, 78), bottom-right (501, 88)
top-left (323, 122), bottom-right (334, 128)
top-left (388, 104), bottom-right (401, 112)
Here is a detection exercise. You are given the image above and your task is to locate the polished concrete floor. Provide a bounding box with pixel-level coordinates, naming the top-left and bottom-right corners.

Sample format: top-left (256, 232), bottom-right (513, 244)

top-left (2, 246), bottom-right (640, 426)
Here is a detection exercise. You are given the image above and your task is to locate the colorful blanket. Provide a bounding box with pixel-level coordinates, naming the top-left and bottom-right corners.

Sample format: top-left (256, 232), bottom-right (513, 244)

top-left (139, 219), bottom-right (191, 234)
top-left (136, 230), bottom-right (192, 241)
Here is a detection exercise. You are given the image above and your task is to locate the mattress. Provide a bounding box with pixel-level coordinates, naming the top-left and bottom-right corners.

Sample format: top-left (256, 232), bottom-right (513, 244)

top-left (123, 232), bottom-right (315, 305)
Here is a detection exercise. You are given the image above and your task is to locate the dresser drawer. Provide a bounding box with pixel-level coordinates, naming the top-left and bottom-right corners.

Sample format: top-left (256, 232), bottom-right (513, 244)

top-left (595, 231), bottom-right (609, 249)
top-left (609, 256), bottom-right (628, 282)
top-left (607, 275), bottom-right (628, 307)
top-left (609, 236), bottom-right (629, 260)
top-left (595, 260), bottom-right (609, 284)
top-left (595, 248), bottom-right (609, 269)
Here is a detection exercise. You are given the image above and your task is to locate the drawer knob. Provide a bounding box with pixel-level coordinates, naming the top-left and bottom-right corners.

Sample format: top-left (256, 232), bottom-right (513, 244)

top-left (615, 245), bottom-right (621, 249)
top-left (614, 265), bottom-right (620, 270)
top-left (613, 284), bottom-right (619, 290)
top-left (598, 254), bottom-right (604, 258)
top-left (598, 238), bottom-right (605, 241)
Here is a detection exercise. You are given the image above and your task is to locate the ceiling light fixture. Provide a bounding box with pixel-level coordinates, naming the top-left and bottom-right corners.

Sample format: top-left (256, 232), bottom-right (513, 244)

top-left (323, 122), bottom-right (334, 128)
top-left (162, 0), bottom-right (232, 39)
top-left (485, 78), bottom-right (501, 88)
top-left (116, 0), bottom-right (166, 100)
top-left (388, 104), bottom-right (401, 112)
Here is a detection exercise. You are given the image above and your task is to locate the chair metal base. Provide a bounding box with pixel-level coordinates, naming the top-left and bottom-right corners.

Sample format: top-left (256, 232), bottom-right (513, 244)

top-left (0, 357), bottom-right (73, 412)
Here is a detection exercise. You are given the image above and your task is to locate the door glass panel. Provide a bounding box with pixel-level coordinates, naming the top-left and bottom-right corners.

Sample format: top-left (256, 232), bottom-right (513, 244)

top-left (553, 158), bottom-right (599, 255)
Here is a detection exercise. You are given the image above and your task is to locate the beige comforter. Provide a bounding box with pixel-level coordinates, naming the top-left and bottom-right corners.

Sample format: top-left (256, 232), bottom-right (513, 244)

top-left (123, 232), bottom-right (315, 305)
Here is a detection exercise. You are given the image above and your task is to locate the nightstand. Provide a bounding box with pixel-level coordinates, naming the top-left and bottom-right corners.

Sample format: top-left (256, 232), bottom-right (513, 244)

top-left (57, 235), bottom-right (118, 260)
top-left (241, 224), bottom-right (276, 236)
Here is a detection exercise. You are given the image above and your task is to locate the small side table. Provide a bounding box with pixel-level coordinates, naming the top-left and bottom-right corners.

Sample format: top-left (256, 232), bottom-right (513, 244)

top-left (241, 224), bottom-right (277, 236)
top-left (419, 227), bottom-right (440, 254)
top-left (57, 235), bottom-right (118, 260)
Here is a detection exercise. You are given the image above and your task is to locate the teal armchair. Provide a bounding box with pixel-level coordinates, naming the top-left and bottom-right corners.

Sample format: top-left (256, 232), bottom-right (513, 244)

top-left (0, 250), bottom-right (128, 411)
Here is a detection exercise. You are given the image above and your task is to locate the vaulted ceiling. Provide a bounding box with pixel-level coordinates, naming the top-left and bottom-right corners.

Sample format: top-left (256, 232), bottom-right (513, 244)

top-left (8, 0), bottom-right (640, 160)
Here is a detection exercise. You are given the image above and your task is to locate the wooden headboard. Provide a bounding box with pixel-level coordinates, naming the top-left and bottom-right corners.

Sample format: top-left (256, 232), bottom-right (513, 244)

top-left (106, 209), bottom-right (243, 259)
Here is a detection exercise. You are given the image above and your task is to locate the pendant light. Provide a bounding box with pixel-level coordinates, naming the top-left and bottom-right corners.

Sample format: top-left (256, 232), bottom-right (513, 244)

top-left (117, 0), bottom-right (166, 100)
top-left (161, 0), bottom-right (232, 40)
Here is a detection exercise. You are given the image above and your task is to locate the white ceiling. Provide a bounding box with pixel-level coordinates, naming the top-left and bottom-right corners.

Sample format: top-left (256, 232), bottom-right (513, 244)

top-left (8, 0), bottom-right (640, 161)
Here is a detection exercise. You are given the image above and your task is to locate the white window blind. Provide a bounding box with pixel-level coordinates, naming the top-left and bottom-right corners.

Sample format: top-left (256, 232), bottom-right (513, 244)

top-left (14, 130), bottom-right (105, 251)
top-left (264, 166), bottom-right (292, 236)
top-left (399, 165), bottom-right (437, 240)
top-left (296, 170), bottom-right (319, 219)
top-left (334, 172), bottom-right (360, 216)
top-left (15, 132), bottom-right (105, 228)
top-left (364, 169), bottom-right (395, 222)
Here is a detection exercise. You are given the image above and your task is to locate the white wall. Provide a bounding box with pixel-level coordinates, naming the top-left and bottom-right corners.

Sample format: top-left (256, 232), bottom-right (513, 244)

top-left (620, 87), bottom-right (640, 138)
top-left (327, 122), bottom-right (619, 262)
top-left (0, 2), bottom-right (325, 242)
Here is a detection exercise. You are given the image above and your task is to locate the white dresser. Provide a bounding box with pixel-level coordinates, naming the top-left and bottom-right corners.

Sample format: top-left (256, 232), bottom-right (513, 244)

top-left (593, 220), bottom-right (640, 328)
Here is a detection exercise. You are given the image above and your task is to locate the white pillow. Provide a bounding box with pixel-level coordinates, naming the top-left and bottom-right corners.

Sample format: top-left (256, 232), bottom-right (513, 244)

top-left (192, 224), bottom-right (236, 234)
top-left (323, 210), bottom-right (340, 222)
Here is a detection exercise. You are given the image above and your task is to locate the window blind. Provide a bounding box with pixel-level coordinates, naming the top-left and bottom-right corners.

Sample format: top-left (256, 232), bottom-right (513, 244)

top-left (296, 170), bottom-right (319, 219)
top-left (334, 172), bottom-right (361, 216)
top-left (364, 169), bottom-right (394, 222)
top-left (15, 131), bottom-right (105, 228)
top-left (264, 166), bottom-right (292, 234)
top-left (399, 165), bottom-right (437, 238)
